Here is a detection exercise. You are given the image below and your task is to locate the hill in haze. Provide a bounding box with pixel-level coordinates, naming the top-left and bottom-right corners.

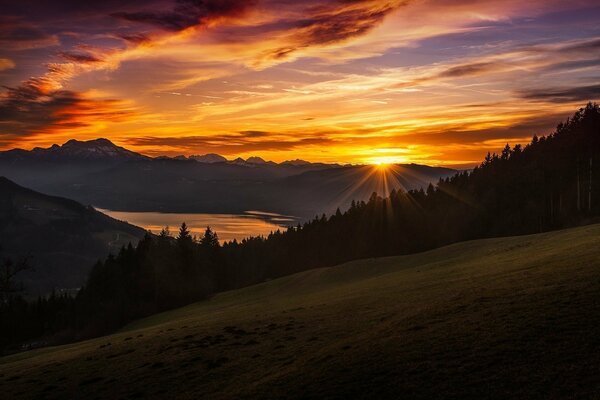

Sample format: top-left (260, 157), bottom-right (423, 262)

top-left (3, 223), bottom-right (600, 398)
top-left (0, 139), bottom-right (456, 218)
top-left (0, 177), bottom-right (147, 295)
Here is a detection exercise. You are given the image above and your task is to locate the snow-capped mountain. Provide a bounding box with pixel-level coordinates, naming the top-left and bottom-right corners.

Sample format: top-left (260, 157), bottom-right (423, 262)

top-left (246, 156), bottom-right (274, 165)
top-left (1, 138), bottom-right (148, 163)
top-left (189, 153), bottom-right (228, 163)
top-left (281, 159), bottom-right (312, 166)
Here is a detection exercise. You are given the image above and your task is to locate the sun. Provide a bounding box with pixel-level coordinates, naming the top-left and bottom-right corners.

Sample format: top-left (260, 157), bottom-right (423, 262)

top-left (375, 162), bottom-right (390, 171)
top-left (368, 155), bottom-right (404, 167)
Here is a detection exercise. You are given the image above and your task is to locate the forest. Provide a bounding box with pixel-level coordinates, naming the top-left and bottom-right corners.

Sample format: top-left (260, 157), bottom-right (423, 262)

top-left (1, 103), bottom-right (599, 354)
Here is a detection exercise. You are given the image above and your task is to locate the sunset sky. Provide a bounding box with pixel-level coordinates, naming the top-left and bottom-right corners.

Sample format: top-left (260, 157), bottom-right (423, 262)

top-left (1, 0), bottom-right (599, 166)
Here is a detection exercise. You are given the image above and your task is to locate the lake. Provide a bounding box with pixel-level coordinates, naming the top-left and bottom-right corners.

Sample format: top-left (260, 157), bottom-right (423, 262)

top-left (97, 209), bottom-right (297, 243)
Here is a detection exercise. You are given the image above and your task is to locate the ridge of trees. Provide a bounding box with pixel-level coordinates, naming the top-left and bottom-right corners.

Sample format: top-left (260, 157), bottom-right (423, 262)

top-left (1, 103), bottom-right (599, 353)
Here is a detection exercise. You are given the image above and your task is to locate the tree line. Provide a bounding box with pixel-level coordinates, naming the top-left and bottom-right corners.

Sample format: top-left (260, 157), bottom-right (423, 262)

top-left (1, 102), bottom-right (600, 353)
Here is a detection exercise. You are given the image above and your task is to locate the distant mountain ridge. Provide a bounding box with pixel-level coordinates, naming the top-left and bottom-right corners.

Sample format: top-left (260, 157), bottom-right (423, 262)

top-left (2, 138), bottom-right (148, 163)
top-left (0, 138), bottom-right (457, 218)
top-left (0, 138), bottom-right (341, 167)
top-left (160, 152), bottom-right (331, 167)
top-left (189, 153), bottom-right (228, 163)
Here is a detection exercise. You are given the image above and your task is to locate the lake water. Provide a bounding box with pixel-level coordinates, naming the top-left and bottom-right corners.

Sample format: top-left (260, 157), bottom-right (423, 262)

top-left (97, 209), bottom-right (297, 243)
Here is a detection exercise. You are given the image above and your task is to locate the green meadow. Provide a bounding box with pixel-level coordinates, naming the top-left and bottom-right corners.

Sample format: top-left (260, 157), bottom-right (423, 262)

top-left (3, 223), bottom-right (600, 399)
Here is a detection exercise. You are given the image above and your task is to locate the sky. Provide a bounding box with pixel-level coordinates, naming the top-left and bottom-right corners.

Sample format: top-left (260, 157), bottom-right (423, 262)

top-left (0, 0), bottom-right (599, 167)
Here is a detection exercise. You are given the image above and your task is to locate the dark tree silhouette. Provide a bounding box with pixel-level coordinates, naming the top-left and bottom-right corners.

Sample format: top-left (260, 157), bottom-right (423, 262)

top-left (177, 222), bottom-right (193, 244)
top-left (0, 250), bottom-right (30, 303)
top-left (200, 226), bottom-right (219, 248)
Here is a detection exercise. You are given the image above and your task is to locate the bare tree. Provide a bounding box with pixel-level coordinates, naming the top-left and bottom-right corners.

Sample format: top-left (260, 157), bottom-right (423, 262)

top-left (0, 250), bottom-right (31, 303)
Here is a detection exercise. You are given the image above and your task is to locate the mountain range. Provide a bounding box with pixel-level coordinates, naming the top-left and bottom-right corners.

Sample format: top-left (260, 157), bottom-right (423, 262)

top-left (1, 138), bottom-right (148, 163)
top-left (0, 139), bottom-right (457, 218)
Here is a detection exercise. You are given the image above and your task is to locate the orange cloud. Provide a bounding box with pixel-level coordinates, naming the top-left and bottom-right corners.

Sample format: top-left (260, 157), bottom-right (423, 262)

top-left (1, 0), bottom-right (599, 167)
top-left (0, 78), bottom-right (136, 147)
top-left (0, 58), bottom-right (15, 71)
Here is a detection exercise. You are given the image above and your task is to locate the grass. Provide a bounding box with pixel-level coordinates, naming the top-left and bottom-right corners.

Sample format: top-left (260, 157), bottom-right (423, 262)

top-left (3, 224), bottom-right (600, 399)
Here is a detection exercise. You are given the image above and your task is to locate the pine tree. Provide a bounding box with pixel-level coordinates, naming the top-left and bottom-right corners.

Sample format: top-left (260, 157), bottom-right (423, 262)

top-left (177, 222), bottom-right (192, 242)
top-left (200, 226), bottom-right (219, 248)
top-left (501, 144), bottom-right (511, 160)
top-left (159, 226), bottom-right (171, 238)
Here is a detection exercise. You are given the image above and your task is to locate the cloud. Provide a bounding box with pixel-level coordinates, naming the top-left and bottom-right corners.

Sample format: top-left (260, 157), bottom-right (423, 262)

top-left (238, 130), bottom-right (270, 138)
top-left (115, 33), bottom-right (151, 44)
top-left (437, 62), bottom-right (496, 78)
top-left (560, 38), bottom-right (600, 54)
top-left (386, 36), bottom-right (600, 92)
top-left (124, 131), bottom-right (334, 154)
top-left (112, 0), bottom-right (258, 31)
top-left (0, 58), bottom-right (15, 71)
top-left (263, 0), bottom-right (406, 60)
top-left (58, 51), bottom-right (104, 63)
top-left (516, 85), bottom-right (600, 103)
top-left (414, 112), bottom-right (569, 145)
top-left (542, 58), bottom-right (600, 73)
top-left (0, 78), bottom-right (135, 144)
top-left (2, 0), bottom-right (600, 165)
top-left (0, 18), bottom-right (59, 50)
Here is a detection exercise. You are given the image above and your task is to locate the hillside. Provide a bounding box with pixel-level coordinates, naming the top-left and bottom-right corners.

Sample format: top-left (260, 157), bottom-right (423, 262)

top-left (3, 224), bottom-right (600, 398)
top-left (0, 177), bottom-right (147, 295)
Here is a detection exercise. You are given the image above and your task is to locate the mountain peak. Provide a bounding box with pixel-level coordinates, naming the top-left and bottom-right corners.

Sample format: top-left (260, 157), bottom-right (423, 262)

top-left (282, 159), bottom-right (311, 166)
top-left (246, 156), bottom-right (267, 164)
top-left (1, 138), bottom-right (147, 163)
top-left (229, 157), bottom-right (247, 165)
top-left (189, 153), bottom-right (228, 163)
top-left (63, 138), bottom-right (117, 148)
top-left (54, 138), bottom-right (145, 161)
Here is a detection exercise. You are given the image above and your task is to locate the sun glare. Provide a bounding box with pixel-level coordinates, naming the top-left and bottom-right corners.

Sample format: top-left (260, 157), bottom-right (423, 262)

top-left (369, 155), bottom-right (405, 166)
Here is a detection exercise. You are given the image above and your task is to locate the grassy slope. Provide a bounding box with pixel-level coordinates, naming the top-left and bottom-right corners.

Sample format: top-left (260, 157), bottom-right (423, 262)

top-left (2, 224), bottom-right (600, 399)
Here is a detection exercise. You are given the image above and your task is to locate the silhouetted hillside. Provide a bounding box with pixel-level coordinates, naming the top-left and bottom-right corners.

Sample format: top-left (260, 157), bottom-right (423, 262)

top-left (0, 177), bottom-right (146, 295)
